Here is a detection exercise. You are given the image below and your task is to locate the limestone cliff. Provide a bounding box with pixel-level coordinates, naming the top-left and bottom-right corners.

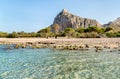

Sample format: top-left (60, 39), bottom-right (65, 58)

top-left (52, 9), bottom-right (101, 31)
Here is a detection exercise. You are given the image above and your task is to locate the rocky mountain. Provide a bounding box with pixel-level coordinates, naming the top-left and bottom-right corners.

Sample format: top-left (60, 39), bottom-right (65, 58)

top-left (52, 9), bottom-right (101, 31)
top-left (104, 17), bottom-right (120, 32)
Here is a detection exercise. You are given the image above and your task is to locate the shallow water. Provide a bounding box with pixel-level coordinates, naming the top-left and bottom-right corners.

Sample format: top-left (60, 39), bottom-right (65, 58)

top-left (0, 45), bottom-right (120, 79)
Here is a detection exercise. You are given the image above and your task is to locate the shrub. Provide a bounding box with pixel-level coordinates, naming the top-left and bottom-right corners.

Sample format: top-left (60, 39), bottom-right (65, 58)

top-left (7, 32), bottom-right (18, 38)
top-left (105, 27), bottom-right (113, 32)
top-left (76, 32), bottom-right (98, 38)
top-left (64, 28), bottom-right (75, 38)
top-left (106, 32), bottom-right (120, 37)
top-left (0, 32), bottom-right (8, 37)
top-left (76, 28), bottom-right (85, 33)
top-left (84, 26), bottom-right (101, 33)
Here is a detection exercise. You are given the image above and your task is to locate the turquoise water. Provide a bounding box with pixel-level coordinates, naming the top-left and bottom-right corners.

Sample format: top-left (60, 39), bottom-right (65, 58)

top-left (0, 45), bottom-right (120, 79)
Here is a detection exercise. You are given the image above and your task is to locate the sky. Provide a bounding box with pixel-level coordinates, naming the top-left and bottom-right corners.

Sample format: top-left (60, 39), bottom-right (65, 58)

top-left (0, 0), bottom-right (120, 32)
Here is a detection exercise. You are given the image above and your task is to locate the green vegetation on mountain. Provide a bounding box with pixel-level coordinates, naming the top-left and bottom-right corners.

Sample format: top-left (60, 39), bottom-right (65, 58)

top-left (0, 26), bottom-right (119, 38)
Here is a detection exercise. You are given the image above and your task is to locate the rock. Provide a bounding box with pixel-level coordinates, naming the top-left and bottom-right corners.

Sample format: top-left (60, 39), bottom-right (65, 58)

top-left (85, 44), bottom-right (89, 48)
top-left (14, 44), bottom-right (20, 49)
top-left (52, 9), bottom-right (101, 32)
top-left (79, 45), bottom-right (86, 48)
top-left (104, 46), bottom-right (110, 49)
top-left (95, 45), bottom-right (103, 52)
top-left (110, 50), bottom-right (117, 52)
top-left (118, 49), bottom-right (120, 51)
top-left (21, 44), bottom-right (26, 48)
top-left (26, 42), bottom-right (33, 45)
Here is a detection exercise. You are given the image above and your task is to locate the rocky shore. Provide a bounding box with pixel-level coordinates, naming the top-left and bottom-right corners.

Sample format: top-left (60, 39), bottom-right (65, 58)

top-left (0, 38), bottom-right (120, 52)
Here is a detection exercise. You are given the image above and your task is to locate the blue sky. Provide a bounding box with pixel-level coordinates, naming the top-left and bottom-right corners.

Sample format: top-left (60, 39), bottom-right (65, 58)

top-left (0, 0), bottom-right (120, 32)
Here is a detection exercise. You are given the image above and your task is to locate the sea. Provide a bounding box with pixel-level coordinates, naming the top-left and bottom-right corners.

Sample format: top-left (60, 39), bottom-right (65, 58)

top-left (0, 45), bottom-right (120, 79)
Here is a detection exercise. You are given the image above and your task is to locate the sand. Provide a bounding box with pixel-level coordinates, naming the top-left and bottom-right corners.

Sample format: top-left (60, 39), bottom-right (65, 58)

top-left (0, 38), bottom-right (120, 50)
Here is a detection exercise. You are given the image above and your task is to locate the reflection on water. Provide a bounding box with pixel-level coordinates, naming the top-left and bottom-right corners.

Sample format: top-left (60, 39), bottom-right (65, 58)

top-left (0, 46), bottom-right (120, 79)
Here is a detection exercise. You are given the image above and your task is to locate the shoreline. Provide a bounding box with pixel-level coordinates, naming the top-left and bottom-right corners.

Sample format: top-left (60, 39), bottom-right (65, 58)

top-left (0, 38), bottom-right (120, 52)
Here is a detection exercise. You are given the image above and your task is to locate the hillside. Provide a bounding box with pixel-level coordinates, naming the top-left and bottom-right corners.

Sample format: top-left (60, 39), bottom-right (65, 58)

top-left (104, 17), bottom-right (120, 32)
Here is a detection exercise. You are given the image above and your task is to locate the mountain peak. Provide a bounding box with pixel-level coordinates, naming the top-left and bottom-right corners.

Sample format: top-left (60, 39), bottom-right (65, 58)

top-left (117, 17), bottom-right (120, 20)
top-left (61, 9), bottom-right (68, 13)
top-left (115, 17), bottom-right (120, 22)
top-left (111, 17), bottom-right (120, 25)
top-left (53, 9), bottom-right (101, 32)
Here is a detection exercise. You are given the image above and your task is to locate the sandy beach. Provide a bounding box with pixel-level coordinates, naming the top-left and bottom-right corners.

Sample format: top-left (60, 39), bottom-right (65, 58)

top-left (0, 38), bottom-right (120, 50)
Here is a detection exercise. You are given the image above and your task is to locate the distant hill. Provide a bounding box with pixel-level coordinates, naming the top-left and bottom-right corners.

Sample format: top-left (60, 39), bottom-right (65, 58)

top-left (51, 9), bottom-right (102, 32)
top-left (104, 17), bottom-right (120, 32)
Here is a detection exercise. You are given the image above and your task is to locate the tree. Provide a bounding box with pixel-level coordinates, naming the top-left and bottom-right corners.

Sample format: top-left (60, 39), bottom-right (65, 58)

top-left (17, 31), bottom-right (30, 37)
top-left (7, 32), bottom-right (18, 38)
top-left (30, 32), bottom-right (36, 37)
top-left (53, 23), bottom-right (60, 34)
top-left (0, 32), bottom-right (8, 37)
top-left (84, 26), bottom-right (101, 33)
top-left (64, 28), bottom-right (75, 38)
top-left (52, 23), bottom-right (60, 38)
top-left (37, 27), bottom-right (51, 38)
top-left (76, 27), bottom-right (85, 33)
top-left (37, 27), bottom-right (51, 33)
top-left (105, 27), bottom-right (113, 32)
